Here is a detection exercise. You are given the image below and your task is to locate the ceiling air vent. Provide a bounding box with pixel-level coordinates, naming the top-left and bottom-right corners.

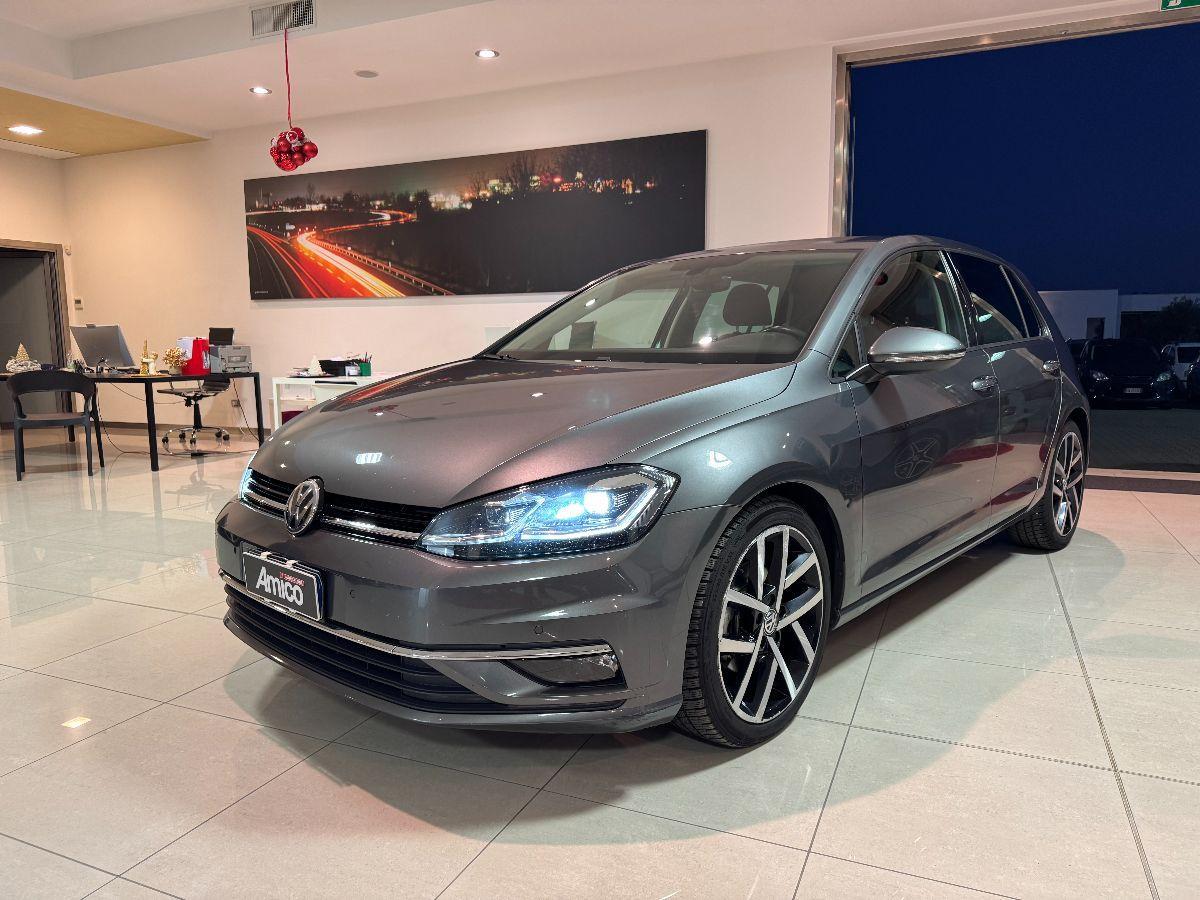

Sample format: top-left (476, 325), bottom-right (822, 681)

top-left (250, 0), bottom-right (315, 38)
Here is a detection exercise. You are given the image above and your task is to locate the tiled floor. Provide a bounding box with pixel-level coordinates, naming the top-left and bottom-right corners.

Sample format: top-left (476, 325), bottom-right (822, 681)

top-left (0, 431), bottom-right (1196, 898)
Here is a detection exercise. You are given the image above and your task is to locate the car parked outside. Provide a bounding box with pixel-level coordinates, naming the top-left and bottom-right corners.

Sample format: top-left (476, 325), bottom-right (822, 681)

top-left (1076, 338), bottom-right (1177, 407)
top-left (217, 235), bottom-right (1089, 747)
top-left (1161, 342), bottom-right (1200, 384)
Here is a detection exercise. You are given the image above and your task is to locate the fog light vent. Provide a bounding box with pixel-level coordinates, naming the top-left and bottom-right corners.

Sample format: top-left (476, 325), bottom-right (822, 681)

top-left (512, 651), bottom-right (621, 685)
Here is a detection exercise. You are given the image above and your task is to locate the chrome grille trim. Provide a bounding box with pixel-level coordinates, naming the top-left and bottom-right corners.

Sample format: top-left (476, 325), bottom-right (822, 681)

top-left (240, 471), bottom-right (435, 545)
top-left (221, 573), bottom-right (611, 661)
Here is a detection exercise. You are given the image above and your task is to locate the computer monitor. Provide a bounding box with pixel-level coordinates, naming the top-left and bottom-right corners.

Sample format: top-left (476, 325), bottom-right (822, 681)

top-left (209, 327), bottom-right (234, 347)
top-left (70, 324), bottom-right (135, 368)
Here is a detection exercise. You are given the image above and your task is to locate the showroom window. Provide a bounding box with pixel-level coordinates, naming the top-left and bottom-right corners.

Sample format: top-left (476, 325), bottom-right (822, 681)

top-left (856, 250), bottom-right (968, 353)
top-left (951, 253), bottom-right (1027, 344)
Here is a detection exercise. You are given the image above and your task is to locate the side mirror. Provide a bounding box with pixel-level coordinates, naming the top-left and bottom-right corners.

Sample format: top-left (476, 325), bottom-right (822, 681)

top-left (851, 326), bottom-right (967, 382)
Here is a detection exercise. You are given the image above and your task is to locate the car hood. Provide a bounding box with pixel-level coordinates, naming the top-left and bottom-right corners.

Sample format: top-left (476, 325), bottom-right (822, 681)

top-left (252, 357), bottom-right (794, 508)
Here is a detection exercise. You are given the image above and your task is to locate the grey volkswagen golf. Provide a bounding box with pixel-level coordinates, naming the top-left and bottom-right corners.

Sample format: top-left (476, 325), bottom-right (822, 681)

top-left (218, 235), bottom-right (1089, 747)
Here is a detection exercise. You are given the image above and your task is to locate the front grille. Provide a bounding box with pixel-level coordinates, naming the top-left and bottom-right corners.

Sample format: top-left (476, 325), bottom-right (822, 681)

top-left (226, 588), bottom-right (506, 712)
top-left (244, 470), bottom-right (439, 545)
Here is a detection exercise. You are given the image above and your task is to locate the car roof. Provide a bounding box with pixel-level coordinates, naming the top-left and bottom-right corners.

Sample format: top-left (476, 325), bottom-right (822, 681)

top-left (653, 234), bottom-right (1001, 261)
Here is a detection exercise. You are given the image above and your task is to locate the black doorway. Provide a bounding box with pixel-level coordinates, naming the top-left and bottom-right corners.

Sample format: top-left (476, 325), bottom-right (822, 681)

top-left (0, 245), bottom-right (71, 425)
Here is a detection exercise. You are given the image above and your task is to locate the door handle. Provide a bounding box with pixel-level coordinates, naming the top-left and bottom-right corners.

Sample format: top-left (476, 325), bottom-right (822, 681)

top-left (1042, 360), bottom-right (1062, 376)
top-left (971, 375), bottom-right (998, 393)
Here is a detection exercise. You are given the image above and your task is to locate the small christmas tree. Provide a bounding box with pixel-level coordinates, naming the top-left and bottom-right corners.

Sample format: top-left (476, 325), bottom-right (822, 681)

top-left (5, 343), bottom-right (40, 373)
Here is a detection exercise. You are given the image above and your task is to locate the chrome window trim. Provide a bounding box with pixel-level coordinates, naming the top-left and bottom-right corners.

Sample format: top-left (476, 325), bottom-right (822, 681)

top-left (222, 573), bottom-right (611, 661)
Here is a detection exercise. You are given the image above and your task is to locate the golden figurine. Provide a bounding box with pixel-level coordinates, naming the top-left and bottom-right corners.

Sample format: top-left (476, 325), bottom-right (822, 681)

top-left (139, 340), bottom-right (158, 376)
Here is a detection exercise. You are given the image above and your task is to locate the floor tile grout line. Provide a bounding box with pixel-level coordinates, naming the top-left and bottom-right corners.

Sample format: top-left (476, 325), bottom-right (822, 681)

top-left (432, 735), bottom-right (593, 899)
top-left (1120, 768), bottom-right (1200, 789)
top-left (1045, 554), bottom-right (1159, 900)
top-left (804, 850), bottom-right (1021, 900)
top-left (1129, 492), bottom-right (1196, 559)
top-left (82, 876), bottom-right (184, 900)
top-left (114, 711), bottom-right (373, 882)
top-left (13, 668), bottom-right (164, 704)
top-left (0, 828), bottom-right (124, 879)
top-left (869, 645), bottom-right (1085, 678)
top-left (792, 598), bottom-right (888, 897)
top-left (0, 701), bottom-right (168, 781)
top-left (843, 722), bottom-right (1113, 772)
top-left (24, 611), bottom-right (192, 671)
top-left (1068, 613), bottom-right (1200, 636)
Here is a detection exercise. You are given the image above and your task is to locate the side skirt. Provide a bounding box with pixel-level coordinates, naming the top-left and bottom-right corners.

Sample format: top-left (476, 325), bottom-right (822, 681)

top-left (832, 506), bottom-right (1031, 629)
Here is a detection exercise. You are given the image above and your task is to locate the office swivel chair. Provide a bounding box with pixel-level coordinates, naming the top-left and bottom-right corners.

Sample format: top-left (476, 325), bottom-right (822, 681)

top-left (157, 375), bottom-right (233, 455)
top-left (6, 370), bottom-right (105, 481)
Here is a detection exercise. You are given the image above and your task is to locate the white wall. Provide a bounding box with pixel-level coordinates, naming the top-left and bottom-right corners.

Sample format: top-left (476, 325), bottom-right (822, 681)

top-left (62, 46), bottom-right (837, 426)
top-left (0, 147), bottom-right (74, 314)
top-left (1040, 289), bottom-right (1119, 340)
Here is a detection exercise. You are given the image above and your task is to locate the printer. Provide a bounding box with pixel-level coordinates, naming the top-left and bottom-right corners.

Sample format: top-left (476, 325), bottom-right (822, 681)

top-left (207, 327), bottom-right (253, 374)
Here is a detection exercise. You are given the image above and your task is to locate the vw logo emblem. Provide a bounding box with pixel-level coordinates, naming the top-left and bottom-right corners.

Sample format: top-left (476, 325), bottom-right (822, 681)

top-left (763, 608), bottom-right (779, 637)
top-left (284, 477), bottom-right (324, 535)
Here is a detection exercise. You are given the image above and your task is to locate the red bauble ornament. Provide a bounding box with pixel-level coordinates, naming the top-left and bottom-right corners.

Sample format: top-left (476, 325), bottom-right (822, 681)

top-left (264, 29), bottom-right (318, 173)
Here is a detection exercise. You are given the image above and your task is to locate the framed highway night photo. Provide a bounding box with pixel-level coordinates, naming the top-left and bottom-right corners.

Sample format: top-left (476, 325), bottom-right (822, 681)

top-left (243, 130), bottom-right (707, 299)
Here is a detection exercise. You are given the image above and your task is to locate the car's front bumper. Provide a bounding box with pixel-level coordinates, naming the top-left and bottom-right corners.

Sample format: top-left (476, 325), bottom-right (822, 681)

top-left (1087, 379), bottom-right (1177, 404)
top-left (215, 499), bottom-right (726, 732)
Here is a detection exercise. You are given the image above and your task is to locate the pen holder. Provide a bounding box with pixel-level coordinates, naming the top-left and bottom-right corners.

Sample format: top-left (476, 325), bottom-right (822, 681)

top-left (357, 360), bottom-right (372, 375)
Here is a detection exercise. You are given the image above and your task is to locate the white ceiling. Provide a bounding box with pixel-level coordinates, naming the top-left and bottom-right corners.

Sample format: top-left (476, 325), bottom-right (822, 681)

top-left (0, 0), bottom-right (248, 40)
top-left (0, 0), bottom-right (1159, 138)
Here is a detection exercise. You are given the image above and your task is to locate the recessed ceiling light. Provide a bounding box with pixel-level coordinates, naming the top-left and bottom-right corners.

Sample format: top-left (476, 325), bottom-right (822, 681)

top-left (355, 69), bottom-right (379, 78)
top-left (474, 48), bottom-right (499, 59)
top-left (249, 86), bottom-right (272, 95)
top-left (8, 124), bottom-right (43, 136)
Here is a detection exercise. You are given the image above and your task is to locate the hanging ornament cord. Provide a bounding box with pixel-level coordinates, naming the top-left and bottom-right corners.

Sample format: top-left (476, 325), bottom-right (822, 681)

top-left (284, 26), bottom-right (293, 129)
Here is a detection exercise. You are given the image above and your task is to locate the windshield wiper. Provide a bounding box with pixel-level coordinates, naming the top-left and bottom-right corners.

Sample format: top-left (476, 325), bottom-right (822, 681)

top-left (476, 352), bottom-right (519, 361)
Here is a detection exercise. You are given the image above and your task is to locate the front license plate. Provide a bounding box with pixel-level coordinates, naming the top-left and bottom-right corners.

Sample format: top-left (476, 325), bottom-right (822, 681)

top-left (1124, 387), bottom-right (1143, 395)
top-left (242, 550), bottom-right (323, 622)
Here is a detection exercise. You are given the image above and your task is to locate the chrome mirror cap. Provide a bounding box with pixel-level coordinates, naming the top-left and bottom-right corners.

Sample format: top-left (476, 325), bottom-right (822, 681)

top-left (856, 326), bottom-right (968, 381)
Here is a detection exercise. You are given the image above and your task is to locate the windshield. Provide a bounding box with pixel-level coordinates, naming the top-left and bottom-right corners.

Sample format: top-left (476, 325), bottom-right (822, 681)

top-left (494, 250), bottom-right (858, 363)
top-left (1092, 342), bottom-right (1160, 370)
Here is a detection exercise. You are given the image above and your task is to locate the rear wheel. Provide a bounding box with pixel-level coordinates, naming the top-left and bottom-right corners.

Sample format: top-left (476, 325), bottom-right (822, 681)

top-left (1009, 422), bottom-right (1085, 551)
top-left (675, 498), bottom-right (831, 748)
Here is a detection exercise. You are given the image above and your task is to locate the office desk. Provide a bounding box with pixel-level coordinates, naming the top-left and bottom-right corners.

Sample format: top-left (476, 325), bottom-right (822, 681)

top-left (271, 372), bottom-right (395, 430)
top-left (0, 371), bottom-right (264, 472)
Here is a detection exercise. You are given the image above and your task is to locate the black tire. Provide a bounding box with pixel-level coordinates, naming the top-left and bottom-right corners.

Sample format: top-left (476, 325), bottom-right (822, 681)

top-left (674, 497), bottom-right (832, 748)
top-left (1009, 421), bottom-right (1086, 552)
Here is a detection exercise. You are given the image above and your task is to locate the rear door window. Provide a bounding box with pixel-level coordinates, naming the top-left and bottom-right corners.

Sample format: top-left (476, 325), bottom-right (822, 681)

top-left (1004, 269), bottom-right (1047, 338)
top-left (951, 253), bottom-right (1026, 345)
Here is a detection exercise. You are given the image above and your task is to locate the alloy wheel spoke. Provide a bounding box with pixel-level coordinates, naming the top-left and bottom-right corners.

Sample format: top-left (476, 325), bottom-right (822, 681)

top-left (766, 636), bottom-right (799, 699)
top-left (726, 588), bottom-right (770, 615)
top-left (755, 534), bottom-right (767, 602)
top-left (792, 621), bottom-right (817, 662)
top-left (753, 656), bottom-right (779, 721)
top-left (719, 636), bottom-right (756, 655)
top-left (774, 529), bottom-right (789, 609)
top-left (783, 551), bottom-right (817, 590)
top-left (778, 586), bottom-right (822, 628)
top-left (733, 645), bottom-right (765, 707)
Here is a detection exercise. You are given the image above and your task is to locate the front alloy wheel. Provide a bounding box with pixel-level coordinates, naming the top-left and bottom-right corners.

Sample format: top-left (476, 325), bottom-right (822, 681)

top-left (676, 498), bottom-right (831, 747)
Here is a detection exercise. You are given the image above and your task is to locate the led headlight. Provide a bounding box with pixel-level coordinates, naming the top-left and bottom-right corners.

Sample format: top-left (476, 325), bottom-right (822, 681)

top-left (1091, 370), bottom-right (1109, 382)
top-left (418, 466), bottom-right (678, 560)
top-left (237, 465), bottom-right (254, 501)
top-left (1155, 371), bottom-right (1173, 383)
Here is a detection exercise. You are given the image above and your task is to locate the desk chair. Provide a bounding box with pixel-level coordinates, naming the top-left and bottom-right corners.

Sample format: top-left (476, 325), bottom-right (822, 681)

top-left (157, 375), bottom-right (233, 455)
top-left (6, 370), bottom-right (104, 481)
